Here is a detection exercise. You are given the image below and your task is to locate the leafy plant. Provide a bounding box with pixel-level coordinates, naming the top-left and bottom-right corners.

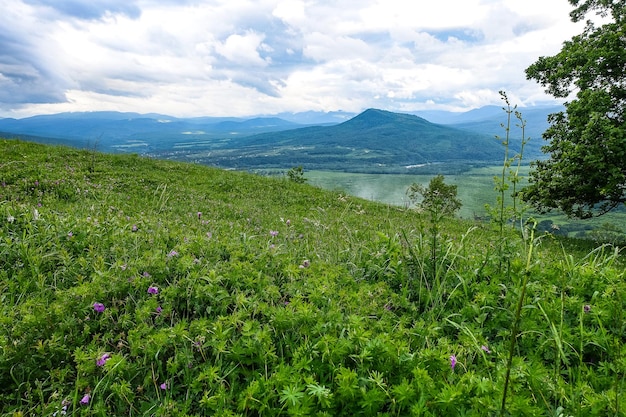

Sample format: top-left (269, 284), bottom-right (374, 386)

top-left (406, 174), bottom-right (461, 284)
top-left (287, 166), bottom-right (307, 183)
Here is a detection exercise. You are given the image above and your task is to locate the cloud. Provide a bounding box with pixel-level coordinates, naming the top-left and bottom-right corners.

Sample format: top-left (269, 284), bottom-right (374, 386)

top-left (0, 0), bottom-right (586, 118)
top-left (23, 0), bottom-right (141, 19)
top-left (0, 2), bottom-right (72, 106)
top-left (215, 31), bottom-right (271, 67)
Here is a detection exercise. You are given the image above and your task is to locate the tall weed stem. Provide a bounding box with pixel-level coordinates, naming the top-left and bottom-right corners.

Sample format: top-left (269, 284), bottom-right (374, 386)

top-left (500, 220), bottom-right (537, 415)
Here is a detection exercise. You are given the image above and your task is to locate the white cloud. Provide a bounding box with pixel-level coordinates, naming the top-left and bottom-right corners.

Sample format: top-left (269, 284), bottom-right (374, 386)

top-left (303, 32), bottom-right (376, 62)
top-left (272, 0), bottom-right (306, 26)
top-left (0, 0), bottom-right (588, 118)
top-left (215, 31), bottom-right (271, 66)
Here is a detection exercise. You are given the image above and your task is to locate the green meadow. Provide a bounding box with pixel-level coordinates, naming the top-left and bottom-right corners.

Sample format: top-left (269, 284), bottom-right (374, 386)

top-left (1, 139), bottom-right (624, 416)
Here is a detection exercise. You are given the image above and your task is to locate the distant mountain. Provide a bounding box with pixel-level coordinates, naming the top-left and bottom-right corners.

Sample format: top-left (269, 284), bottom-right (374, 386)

top-left (177, 109), bottom-right (504, 171)
top-left (415, 106), bottom-right (505, 124)
top-left (415, 105), bottom-right (563, 159)
top-left (270, 110), bottom-right (356, 124)
top-left (0, 106), bottom-right (561, 172)
top-left (227, 109), bottom-right (502, 158)
top-left (0, 112), bottom-right (303, 151)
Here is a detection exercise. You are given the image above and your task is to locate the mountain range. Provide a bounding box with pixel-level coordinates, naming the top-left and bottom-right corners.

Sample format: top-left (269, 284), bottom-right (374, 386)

top-left (0, 105), bottom-right (563, 173)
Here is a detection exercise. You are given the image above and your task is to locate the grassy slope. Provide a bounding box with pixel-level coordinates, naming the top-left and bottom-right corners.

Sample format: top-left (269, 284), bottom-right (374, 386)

top-left (0, 139), bottom-right (624, 416)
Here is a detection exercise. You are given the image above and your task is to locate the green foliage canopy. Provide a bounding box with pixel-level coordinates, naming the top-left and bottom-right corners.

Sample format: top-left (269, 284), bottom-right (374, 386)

top-left (523, 0), bottom-right (626, 218)
top-left (407, 174), bottom-right (462, 217)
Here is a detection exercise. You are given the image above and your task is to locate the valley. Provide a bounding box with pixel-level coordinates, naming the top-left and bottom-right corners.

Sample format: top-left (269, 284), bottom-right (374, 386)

top-left (302, 166), bottom-right (626, 242)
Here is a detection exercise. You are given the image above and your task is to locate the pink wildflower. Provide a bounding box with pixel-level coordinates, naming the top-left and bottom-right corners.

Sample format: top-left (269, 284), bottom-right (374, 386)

top-left (96, 353), bottom-right (111, 367)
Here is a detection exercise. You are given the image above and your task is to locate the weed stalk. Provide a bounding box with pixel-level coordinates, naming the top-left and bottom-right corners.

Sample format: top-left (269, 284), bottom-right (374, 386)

top-left (500, 219), bottom-right (537, 415)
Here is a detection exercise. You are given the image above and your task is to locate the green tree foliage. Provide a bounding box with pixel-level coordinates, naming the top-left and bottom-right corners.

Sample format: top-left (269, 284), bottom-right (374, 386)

top-left (407, 174), bottom-right (461, 217)
top-left (407, 175), bottom-right (462, 280)
top-left (287, 166), bottom-right (307, 183)
top-left (523, 0), bottom-right (626, 218)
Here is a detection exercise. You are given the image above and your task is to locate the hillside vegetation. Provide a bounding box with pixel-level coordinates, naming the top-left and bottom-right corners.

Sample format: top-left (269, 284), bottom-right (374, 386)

top-left (199, 109), bottom-right (502, 170)
top-left (156, 109), bottom-right (503, 172)
top-left (1, 139), bottom-right (624, 416)
top-left (0, 108), bottom-right (516, 173)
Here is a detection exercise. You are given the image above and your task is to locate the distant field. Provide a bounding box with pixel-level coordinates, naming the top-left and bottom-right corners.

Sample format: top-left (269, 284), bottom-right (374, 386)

top-left (303, 165), bottom-right (626, 240)
top-left (304, 165), bottom-right (522, 218)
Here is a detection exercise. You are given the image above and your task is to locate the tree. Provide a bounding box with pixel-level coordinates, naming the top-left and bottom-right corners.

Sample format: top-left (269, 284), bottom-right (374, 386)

top-left (523, 0), bottom-right (626, 218)
top-left (407, 175), bottom-right (461, 281)
top-left (407, 174), bottom-right (461, 218)
top-left (287, 166), bottom-right (307, 183)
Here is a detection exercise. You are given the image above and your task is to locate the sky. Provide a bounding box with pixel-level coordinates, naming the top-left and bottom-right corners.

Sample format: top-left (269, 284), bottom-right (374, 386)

top-left (0, 0), bottom-right (587, 118)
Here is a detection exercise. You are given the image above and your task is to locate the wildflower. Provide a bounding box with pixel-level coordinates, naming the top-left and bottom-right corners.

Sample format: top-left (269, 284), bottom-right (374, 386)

top-left (96, 353), bottom-right (111, 367)
top-left (300, 259), bottom-right (310, 268)
top-left (53, 400), bottom-right (70, 416)
top-left (148, 286), bottom-right (159, 295)
top-left (131, 224), bottom-right (138, 232)
top-left (142, 271), bottom-right (151, 278)
top-left (156, 306), bottom-right (162, 314)
top-left (269, 230), bottom-right (278, 237)
top-left (93, 302), bottom-right (105, 313)
top-left (160, 382), bottom-right (168, 390)
top-left (286, 219), bottom-right (291, 226)
top-left (80, 394), bottom-right (90, 405)
top-left (197, 211), bottom-right (202, 219)
top-left (67, 231), bottom-right (73, 237)
top-left (481, 345), bottom-right (491, 354)
top-left (167, 250), bottom-right (178, 258)
top-left (450, 354), bottom-right (457, 370)
top-left (584, 304), bottom-right (591, 313)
